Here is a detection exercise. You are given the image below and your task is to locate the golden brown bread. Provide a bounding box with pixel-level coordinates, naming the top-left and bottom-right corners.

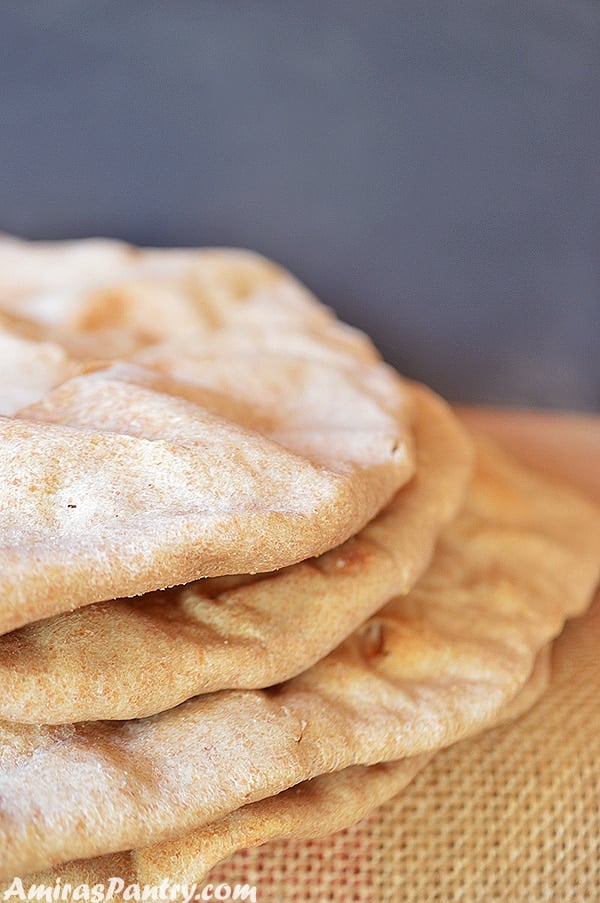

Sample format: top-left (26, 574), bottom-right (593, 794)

top-left (0, 235), bottom-right (597, 894)
top-left (0, 383), bottom-right (471, 722)
top-left (6, 645), bottom-right (551, 892)
top-left (0, 240), bottom-right (417, 634)
top-left (102, 646), bottom-right (555, 887)
top-left (0, 437), bottom-right (597, 880)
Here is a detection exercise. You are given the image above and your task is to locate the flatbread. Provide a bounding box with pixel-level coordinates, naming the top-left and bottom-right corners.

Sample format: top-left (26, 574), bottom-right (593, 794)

top-left (0, 237), bottom-right (376, 363)
top-left (0, 438), bottom-right (597, 880)
top-left (0, 384), bottom-right (471, 722)
top-left (0, 240), bottom-right (416, 634)
top-left (135, 646), bottom-right (550, 889)
top-left (6, 646), bottom-right (551, 892)
top-left (0, 326), bottom-right (77, 416)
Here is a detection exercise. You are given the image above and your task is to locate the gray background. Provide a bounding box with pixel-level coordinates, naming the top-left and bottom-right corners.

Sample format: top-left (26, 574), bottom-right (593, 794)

top-left (1, 1), bottom-right (598, 409)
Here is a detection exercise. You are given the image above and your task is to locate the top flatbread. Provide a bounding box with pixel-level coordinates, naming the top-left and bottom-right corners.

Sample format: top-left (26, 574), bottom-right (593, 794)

top-left (0, 238), bottom-right (415, 633)
top-left (0, 436), bottom-right (597, 880)
top-left (0, 383), bottom-right (471, 722)
top-left (0, 236), bottom-right (387, 365)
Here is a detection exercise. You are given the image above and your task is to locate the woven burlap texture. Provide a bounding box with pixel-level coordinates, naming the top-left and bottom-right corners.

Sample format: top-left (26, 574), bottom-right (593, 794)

top-left (209, 588), bottom-right (600, 903)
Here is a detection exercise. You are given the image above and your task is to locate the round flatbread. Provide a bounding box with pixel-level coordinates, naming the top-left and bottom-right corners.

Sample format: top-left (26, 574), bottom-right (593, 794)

top-left (37, 647), bottom-right (550, 892)
top-left (0, 239), bottom-right (416, 632)
top-left (0, 383), bottom-right (471, 722)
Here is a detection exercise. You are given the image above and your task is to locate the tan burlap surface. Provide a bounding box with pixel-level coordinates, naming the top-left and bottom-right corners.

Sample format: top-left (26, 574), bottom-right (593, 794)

top-left (207, 411), bottom-right (600, 903)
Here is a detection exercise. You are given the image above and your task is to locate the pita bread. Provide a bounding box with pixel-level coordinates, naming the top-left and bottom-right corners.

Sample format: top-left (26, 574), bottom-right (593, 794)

top-left (7, 646), bottom-right (550, 891)
top-left (0, 242), bottom-right (416, 634)
top-left (0, 384), bottom-right (471, 723)
top-left (0, 237), bottom-right (380, 362)
top-left (0, 327), bottom-right (78, 416)
top-left (135, 646), bottom-right (549, 889)
top-left (0, 438), bottom-right (597, 880)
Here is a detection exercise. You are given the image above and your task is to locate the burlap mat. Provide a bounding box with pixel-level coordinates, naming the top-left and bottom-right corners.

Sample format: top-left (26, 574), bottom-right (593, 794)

top-left (208, 580), bottom-right (600, 903)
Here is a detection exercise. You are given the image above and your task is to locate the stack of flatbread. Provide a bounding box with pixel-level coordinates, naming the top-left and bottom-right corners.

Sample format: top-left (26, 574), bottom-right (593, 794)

top-left (0, 236), bottom-right (598, 896)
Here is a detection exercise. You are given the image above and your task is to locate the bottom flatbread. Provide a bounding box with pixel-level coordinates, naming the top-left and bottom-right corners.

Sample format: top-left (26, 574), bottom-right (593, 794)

top-left (13, 647), bottom-right (551, 893)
